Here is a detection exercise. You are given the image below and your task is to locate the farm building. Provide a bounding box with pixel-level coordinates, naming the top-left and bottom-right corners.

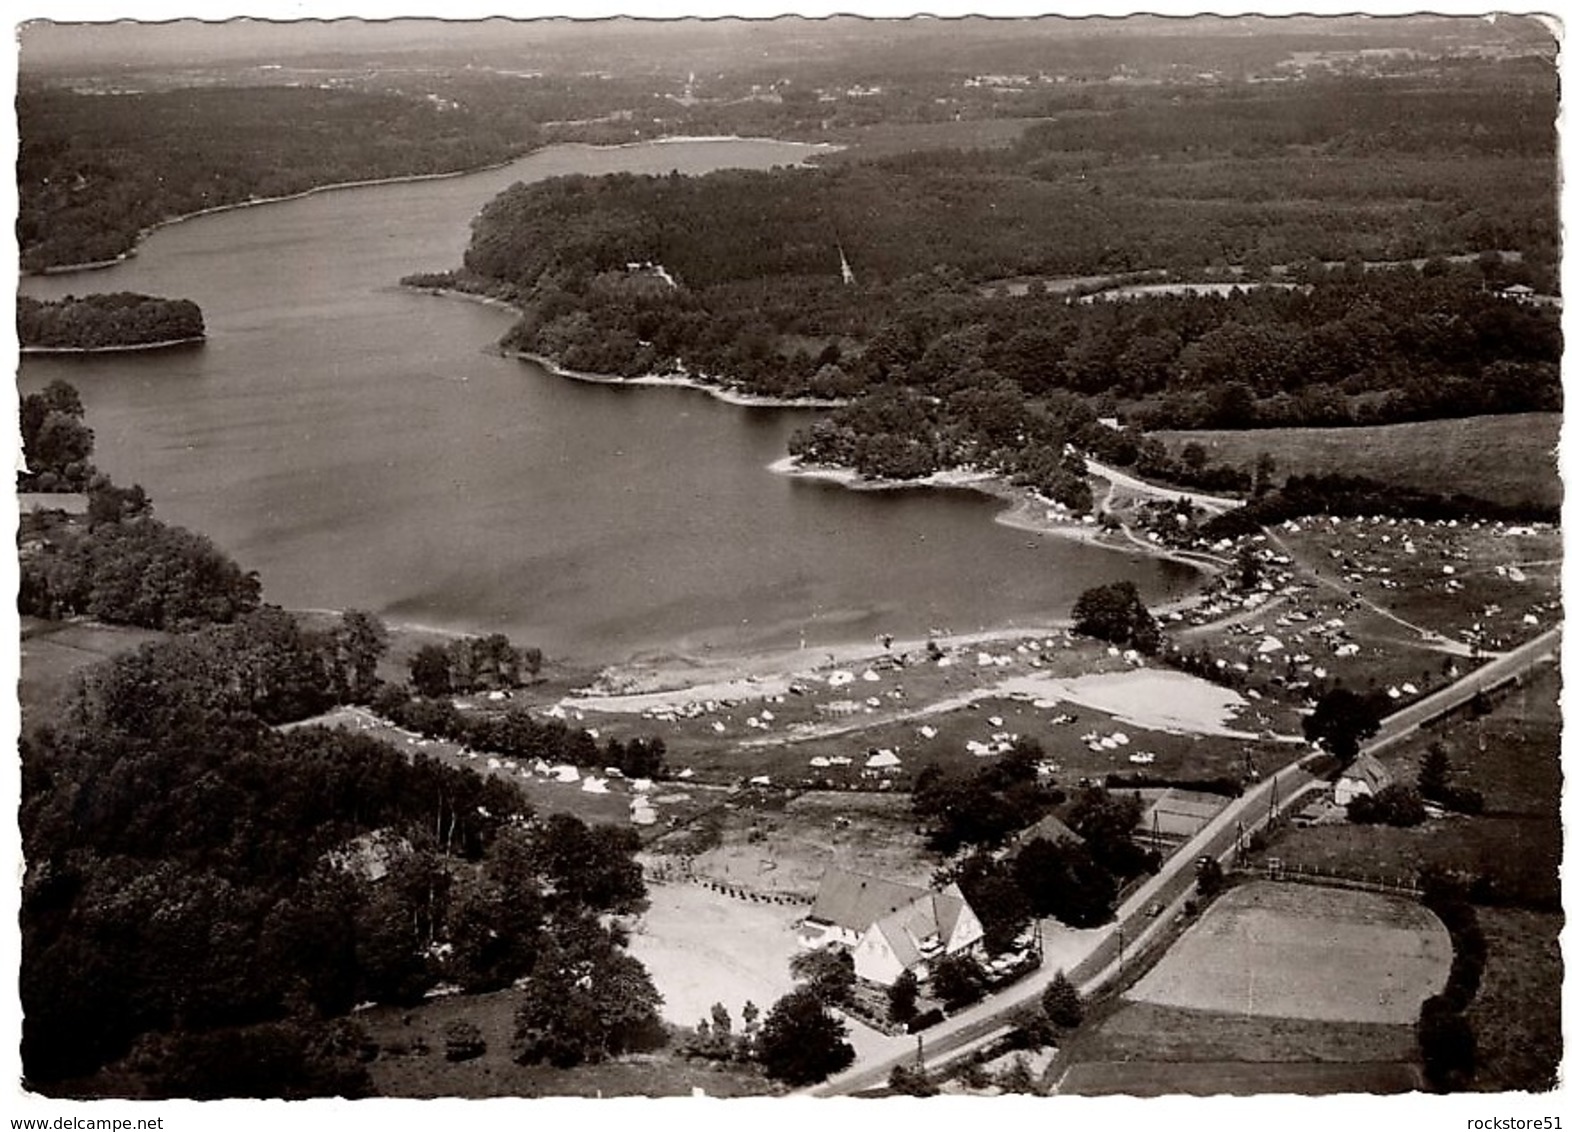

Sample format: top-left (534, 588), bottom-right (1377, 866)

top-left (1109, 787), bottom-right (1231, 847)
top-left (797, 867), bottom-right (985, 986)
top-left (1333, 753), bottom-right (1394, 807)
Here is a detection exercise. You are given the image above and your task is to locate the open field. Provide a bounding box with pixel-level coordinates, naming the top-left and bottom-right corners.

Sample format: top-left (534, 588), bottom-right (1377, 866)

top-left (18, 617), bottom-right (167, 728)
top-left (1271, 515), bottom-right (1561, 655)
top-left (815, 116), bottom-right (1045, 163)
top-left (1152, 413), bottom-right (1563, 512)
top-left (624, 879), bottom-right (802, 1030)
top-left (358, 987), bottom-right (775, 1097)
top-left (1469, 906), bottom-right (1564, 1093)
top-left (655, 788), bottom-right (936, 895)
top-left (1168, 532), bottom-right (1481, 711)
top-left (1056, 1058), bottom-right (1422, 1097)
top-left (1126, 882), bottom-right (1450, 1024)
top-left (1272, 662), bottom-right (1561, 908)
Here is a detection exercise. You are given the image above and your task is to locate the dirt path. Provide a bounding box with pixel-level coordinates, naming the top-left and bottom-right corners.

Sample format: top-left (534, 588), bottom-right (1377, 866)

top-left (1085, 457), bottom-right (1245, 515)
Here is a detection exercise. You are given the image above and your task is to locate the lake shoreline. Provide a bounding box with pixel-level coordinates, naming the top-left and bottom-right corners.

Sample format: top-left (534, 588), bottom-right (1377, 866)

top-left (28, 135), bottom-right (840, 277)
top-left (25, 158), bottom-right (527, 277)
top-left (401, 280), bottom-right (1217, 691)
top-left (403, 283), bottom-right (847, 409)
top-left (768, 454), bottom-right (1227, 573)
top-left (27, 133), bottom-right (1211, 699)
top-left (21, 335), bottom-right (206, 355)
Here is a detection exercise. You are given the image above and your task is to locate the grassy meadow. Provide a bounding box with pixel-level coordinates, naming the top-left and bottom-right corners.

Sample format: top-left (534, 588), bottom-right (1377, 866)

top-left (1153, 413), bottom-right (1562, 512)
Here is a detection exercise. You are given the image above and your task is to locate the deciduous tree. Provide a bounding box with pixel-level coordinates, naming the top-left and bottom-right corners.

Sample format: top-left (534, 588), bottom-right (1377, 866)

top-left (1304, 687), bottom-right (1384, 765)
top-left (755, 989), bottom-right (855, 1085)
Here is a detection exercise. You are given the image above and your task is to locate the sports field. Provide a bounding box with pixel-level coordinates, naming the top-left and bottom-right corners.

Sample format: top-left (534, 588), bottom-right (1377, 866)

top-left (1126, 882), bottom-right (1451, 1024)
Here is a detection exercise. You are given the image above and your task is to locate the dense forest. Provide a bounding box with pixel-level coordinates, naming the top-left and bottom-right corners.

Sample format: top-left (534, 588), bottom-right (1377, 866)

top-left (21, 615), bottom-right (661, 1091)
top-left (427, 70), bottom-right (1558, 507)
top-left (19, 15), bottom-right (1552, 273)
top-left (19, 292), bottom-right (205, 350)
top-left (17, 85), bottom-right (542, 270)
top-left (19, 385), bottom-right (671, 1095)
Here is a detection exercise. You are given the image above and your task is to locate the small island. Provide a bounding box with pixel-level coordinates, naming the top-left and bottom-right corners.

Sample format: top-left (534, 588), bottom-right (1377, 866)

top-left (18, 291), bottom-right (206, 352)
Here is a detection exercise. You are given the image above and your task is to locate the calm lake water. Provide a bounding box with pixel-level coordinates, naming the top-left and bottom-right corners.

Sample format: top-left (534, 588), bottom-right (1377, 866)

top-left (19, 138), bottom-right (1194, 663)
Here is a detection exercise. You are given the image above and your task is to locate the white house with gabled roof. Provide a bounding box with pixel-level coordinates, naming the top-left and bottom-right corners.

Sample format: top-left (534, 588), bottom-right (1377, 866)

top-left (797, 866), bottom-right (985, 987)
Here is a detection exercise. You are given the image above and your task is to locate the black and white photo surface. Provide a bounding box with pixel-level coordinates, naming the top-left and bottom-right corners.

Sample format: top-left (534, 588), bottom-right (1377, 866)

top-left (10, 3), bottom-right (1564, 1122)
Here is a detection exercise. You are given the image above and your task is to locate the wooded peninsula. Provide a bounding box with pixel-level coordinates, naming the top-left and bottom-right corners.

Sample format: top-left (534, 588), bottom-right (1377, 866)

top-left (19, 292), bottom-right (206, 351)
top-left (413, 66), bottom-right (1558, 518)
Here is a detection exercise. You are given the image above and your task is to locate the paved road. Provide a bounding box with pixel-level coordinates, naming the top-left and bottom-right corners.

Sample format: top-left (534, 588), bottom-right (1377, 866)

top-left (809, 753), bottom-right (1320, 1095)
top-left (808, 621), bottom-right (1561, 1096)
top-left (1367, 623), bottom-right (1561, 753)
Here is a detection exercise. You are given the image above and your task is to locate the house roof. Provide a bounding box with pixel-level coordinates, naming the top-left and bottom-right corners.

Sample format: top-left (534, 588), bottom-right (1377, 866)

top-left (870, 890), bottom-right (974, 970)
top-left (1343, 753), bottom-right (1393, 791)
top-left (808, 867), bottom-right (931, 934)
top-left (1015, 812), bottom-right (1084, 848)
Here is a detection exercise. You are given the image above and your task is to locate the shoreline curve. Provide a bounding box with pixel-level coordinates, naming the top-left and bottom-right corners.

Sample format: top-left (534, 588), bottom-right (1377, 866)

top-left (25, 134), bottom-right (839, 277)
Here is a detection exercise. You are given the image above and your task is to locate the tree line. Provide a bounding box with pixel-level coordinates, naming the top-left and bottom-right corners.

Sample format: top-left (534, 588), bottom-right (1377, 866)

top-left (17, 85), bottom-right (542, 271)
top-left (19, 292), bottom-right (205, 350)
top-left (20, 381), bottom-right (263, 629)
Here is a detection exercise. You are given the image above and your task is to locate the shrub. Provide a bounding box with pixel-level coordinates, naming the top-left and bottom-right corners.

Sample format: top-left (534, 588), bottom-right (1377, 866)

top-left (1418, 995), bottom-right (1476, 1092)
top-left (443, 1019), bottom-right (486, 1062)
top-left (1346, 783), bottom-right (1426, 827)
top-left (1041, 970), bottom-right (1084, 1031)
top-left (907, 1008), bottom-right (944, 1034)
top-left (887, 1063), bottom-right (938, 1097)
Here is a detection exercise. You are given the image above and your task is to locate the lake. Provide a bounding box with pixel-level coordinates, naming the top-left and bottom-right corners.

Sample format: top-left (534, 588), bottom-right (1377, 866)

top-left (18, 138), bottom-right (1195, 664)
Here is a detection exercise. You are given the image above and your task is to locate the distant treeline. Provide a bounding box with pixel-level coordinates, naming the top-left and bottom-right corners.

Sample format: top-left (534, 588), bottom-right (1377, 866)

top-left (18, 85), bottom-right (542, 271)
top-left (19, 292), bottom-right (204, 350)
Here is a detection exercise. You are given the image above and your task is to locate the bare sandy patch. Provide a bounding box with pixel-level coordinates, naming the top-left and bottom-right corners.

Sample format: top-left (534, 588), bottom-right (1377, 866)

top-left (999, 668), bottom-right (1255, 737)
top-left (625, 880), bottom-right (801, 1029)
top-left (1127, 882), bottom-right (1451, 1024)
